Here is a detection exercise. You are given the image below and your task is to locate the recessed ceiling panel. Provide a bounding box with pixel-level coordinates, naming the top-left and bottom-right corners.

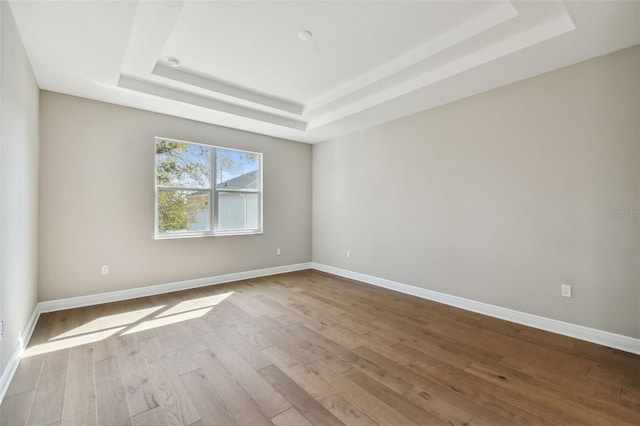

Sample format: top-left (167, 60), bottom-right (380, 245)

top-left (8, 0), bottom-right (640, 143)
top-left (160, 1), bottom-right (498, 104)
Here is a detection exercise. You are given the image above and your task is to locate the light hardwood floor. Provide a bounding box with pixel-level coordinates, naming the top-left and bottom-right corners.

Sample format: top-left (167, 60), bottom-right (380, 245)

top-left (1, 270), bottom-right (639, 425)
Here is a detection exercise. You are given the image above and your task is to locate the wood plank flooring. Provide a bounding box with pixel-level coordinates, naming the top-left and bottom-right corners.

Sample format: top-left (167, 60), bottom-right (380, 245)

top-left (1, 270), bottom-right (639, 425)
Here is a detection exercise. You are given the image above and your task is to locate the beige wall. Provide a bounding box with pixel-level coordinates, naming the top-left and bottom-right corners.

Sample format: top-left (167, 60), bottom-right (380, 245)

top-left (39, 92), bottom-right (312, 301)
top-left (0, 2), bottom-right (40, 371)
top-left (313, 45), bottom-right (640, 338)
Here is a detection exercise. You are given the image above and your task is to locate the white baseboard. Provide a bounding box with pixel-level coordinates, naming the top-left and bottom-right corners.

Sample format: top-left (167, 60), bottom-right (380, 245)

top-left (38, 262), bottom-right (313, 313)
top-left (311, 262), bottom-right (640, 355)
top-left (3, 259), bottom-right (637, 405)
top-left (0, 307), bottom-right (39, 402)
top-left (0, 262), bottom-right (312, 403)
top-left (0, 346), bottom-right (22, 404)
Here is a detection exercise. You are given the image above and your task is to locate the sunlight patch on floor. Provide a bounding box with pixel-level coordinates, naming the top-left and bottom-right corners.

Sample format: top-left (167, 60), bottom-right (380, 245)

top-left (21, 291), bottom-right (235, 357)
top-left (51, 306), bottom-right (165, 341)
top-left (124, 292), bottom-right (233, 334)
top-left (156, 292), bottom-right (233, 318)
top-left (23, 327), bottom-right (126, 357)
top-left (122, 307), bottom-right (213, 335)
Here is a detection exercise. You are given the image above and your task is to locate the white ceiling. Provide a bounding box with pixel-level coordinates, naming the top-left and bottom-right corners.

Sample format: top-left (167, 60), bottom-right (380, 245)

top-left (9, 0), bottom-right (640, 144)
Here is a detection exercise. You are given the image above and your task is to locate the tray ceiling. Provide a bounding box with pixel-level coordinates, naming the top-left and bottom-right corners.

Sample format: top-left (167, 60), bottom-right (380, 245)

top-left (9, 0), bottom-right (640, 143)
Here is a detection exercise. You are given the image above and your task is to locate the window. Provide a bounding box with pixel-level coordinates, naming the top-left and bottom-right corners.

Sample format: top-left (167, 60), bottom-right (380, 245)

top-left (155, 137), bottom-right (262, 238)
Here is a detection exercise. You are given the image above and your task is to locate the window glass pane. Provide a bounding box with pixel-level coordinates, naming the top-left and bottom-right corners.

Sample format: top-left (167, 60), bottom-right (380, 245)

top-left (157, 189), bottom-right (211, 234)
top-left (216, 148), bottom-right (259, 190)
top-left (217, 192), bottom-right (259, 231)
top-left (156, 139), bottom-right (211, 188)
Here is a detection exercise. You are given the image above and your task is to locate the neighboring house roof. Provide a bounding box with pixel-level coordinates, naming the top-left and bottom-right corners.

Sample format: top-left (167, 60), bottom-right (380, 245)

top-left (218, 170), bottom-right (258, 190)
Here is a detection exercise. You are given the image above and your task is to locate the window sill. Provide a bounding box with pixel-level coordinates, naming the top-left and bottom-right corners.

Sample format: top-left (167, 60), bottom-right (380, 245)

top-left (154, 230), bottom-right (263, 240)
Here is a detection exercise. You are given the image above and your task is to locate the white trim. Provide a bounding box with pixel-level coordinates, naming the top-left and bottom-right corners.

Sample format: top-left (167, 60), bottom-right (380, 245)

top-left (154, 137), bottom-right (264, 239)
top-left (0, 307), bottom-right (39, 402)
top-left (3, 260), bottom-right (637, 405)
top-left (0, 262), bottom-right (312, 404)
top-left (38, 263), bottom-right (312, 313)
top-left (0, 346), bottom-right (21, 403)
top-left (152, 64), bottom-right (304, 115)
top-left (311, 263), bottom-right (640, 355)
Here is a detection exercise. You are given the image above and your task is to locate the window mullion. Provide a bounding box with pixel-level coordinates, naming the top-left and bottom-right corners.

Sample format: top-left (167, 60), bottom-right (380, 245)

top-left (156, 185), bottom-right (210, 191)
top-left (155, 137), bottom-right (262, 238)
top-left (216, 189), bottom-right (259, 194)
top-left (211, 147), bottom-right (217, 234)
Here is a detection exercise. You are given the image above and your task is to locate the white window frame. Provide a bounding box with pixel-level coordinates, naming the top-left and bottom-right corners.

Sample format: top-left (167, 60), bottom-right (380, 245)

top-left (154, 137), bottom-right (263, 239)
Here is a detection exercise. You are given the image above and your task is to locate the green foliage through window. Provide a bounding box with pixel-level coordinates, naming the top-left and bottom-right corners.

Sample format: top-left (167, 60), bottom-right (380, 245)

top-left (155, 138), bottom-right (261, 236)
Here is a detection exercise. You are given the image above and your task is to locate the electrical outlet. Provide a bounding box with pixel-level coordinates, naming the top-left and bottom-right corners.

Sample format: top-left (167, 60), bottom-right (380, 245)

top-left (101, 265), bottom-right (109, 275)
top-left (276, 248), bottom-right (281, 256)
top-left (346, 250), bottom-right (351, 259)
top-left (561, 284), bottom-right (572, 298)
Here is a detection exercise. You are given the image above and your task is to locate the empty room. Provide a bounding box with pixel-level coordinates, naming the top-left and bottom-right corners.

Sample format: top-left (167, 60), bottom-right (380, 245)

top-left (1, 0), bottom-right (639, 425)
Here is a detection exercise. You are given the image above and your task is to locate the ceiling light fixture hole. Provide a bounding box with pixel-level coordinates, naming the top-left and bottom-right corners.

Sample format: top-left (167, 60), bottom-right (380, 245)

top-left (298, 30), bottom-right (312, 41)
top-left (167, 57), bottom-right (180, 67)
